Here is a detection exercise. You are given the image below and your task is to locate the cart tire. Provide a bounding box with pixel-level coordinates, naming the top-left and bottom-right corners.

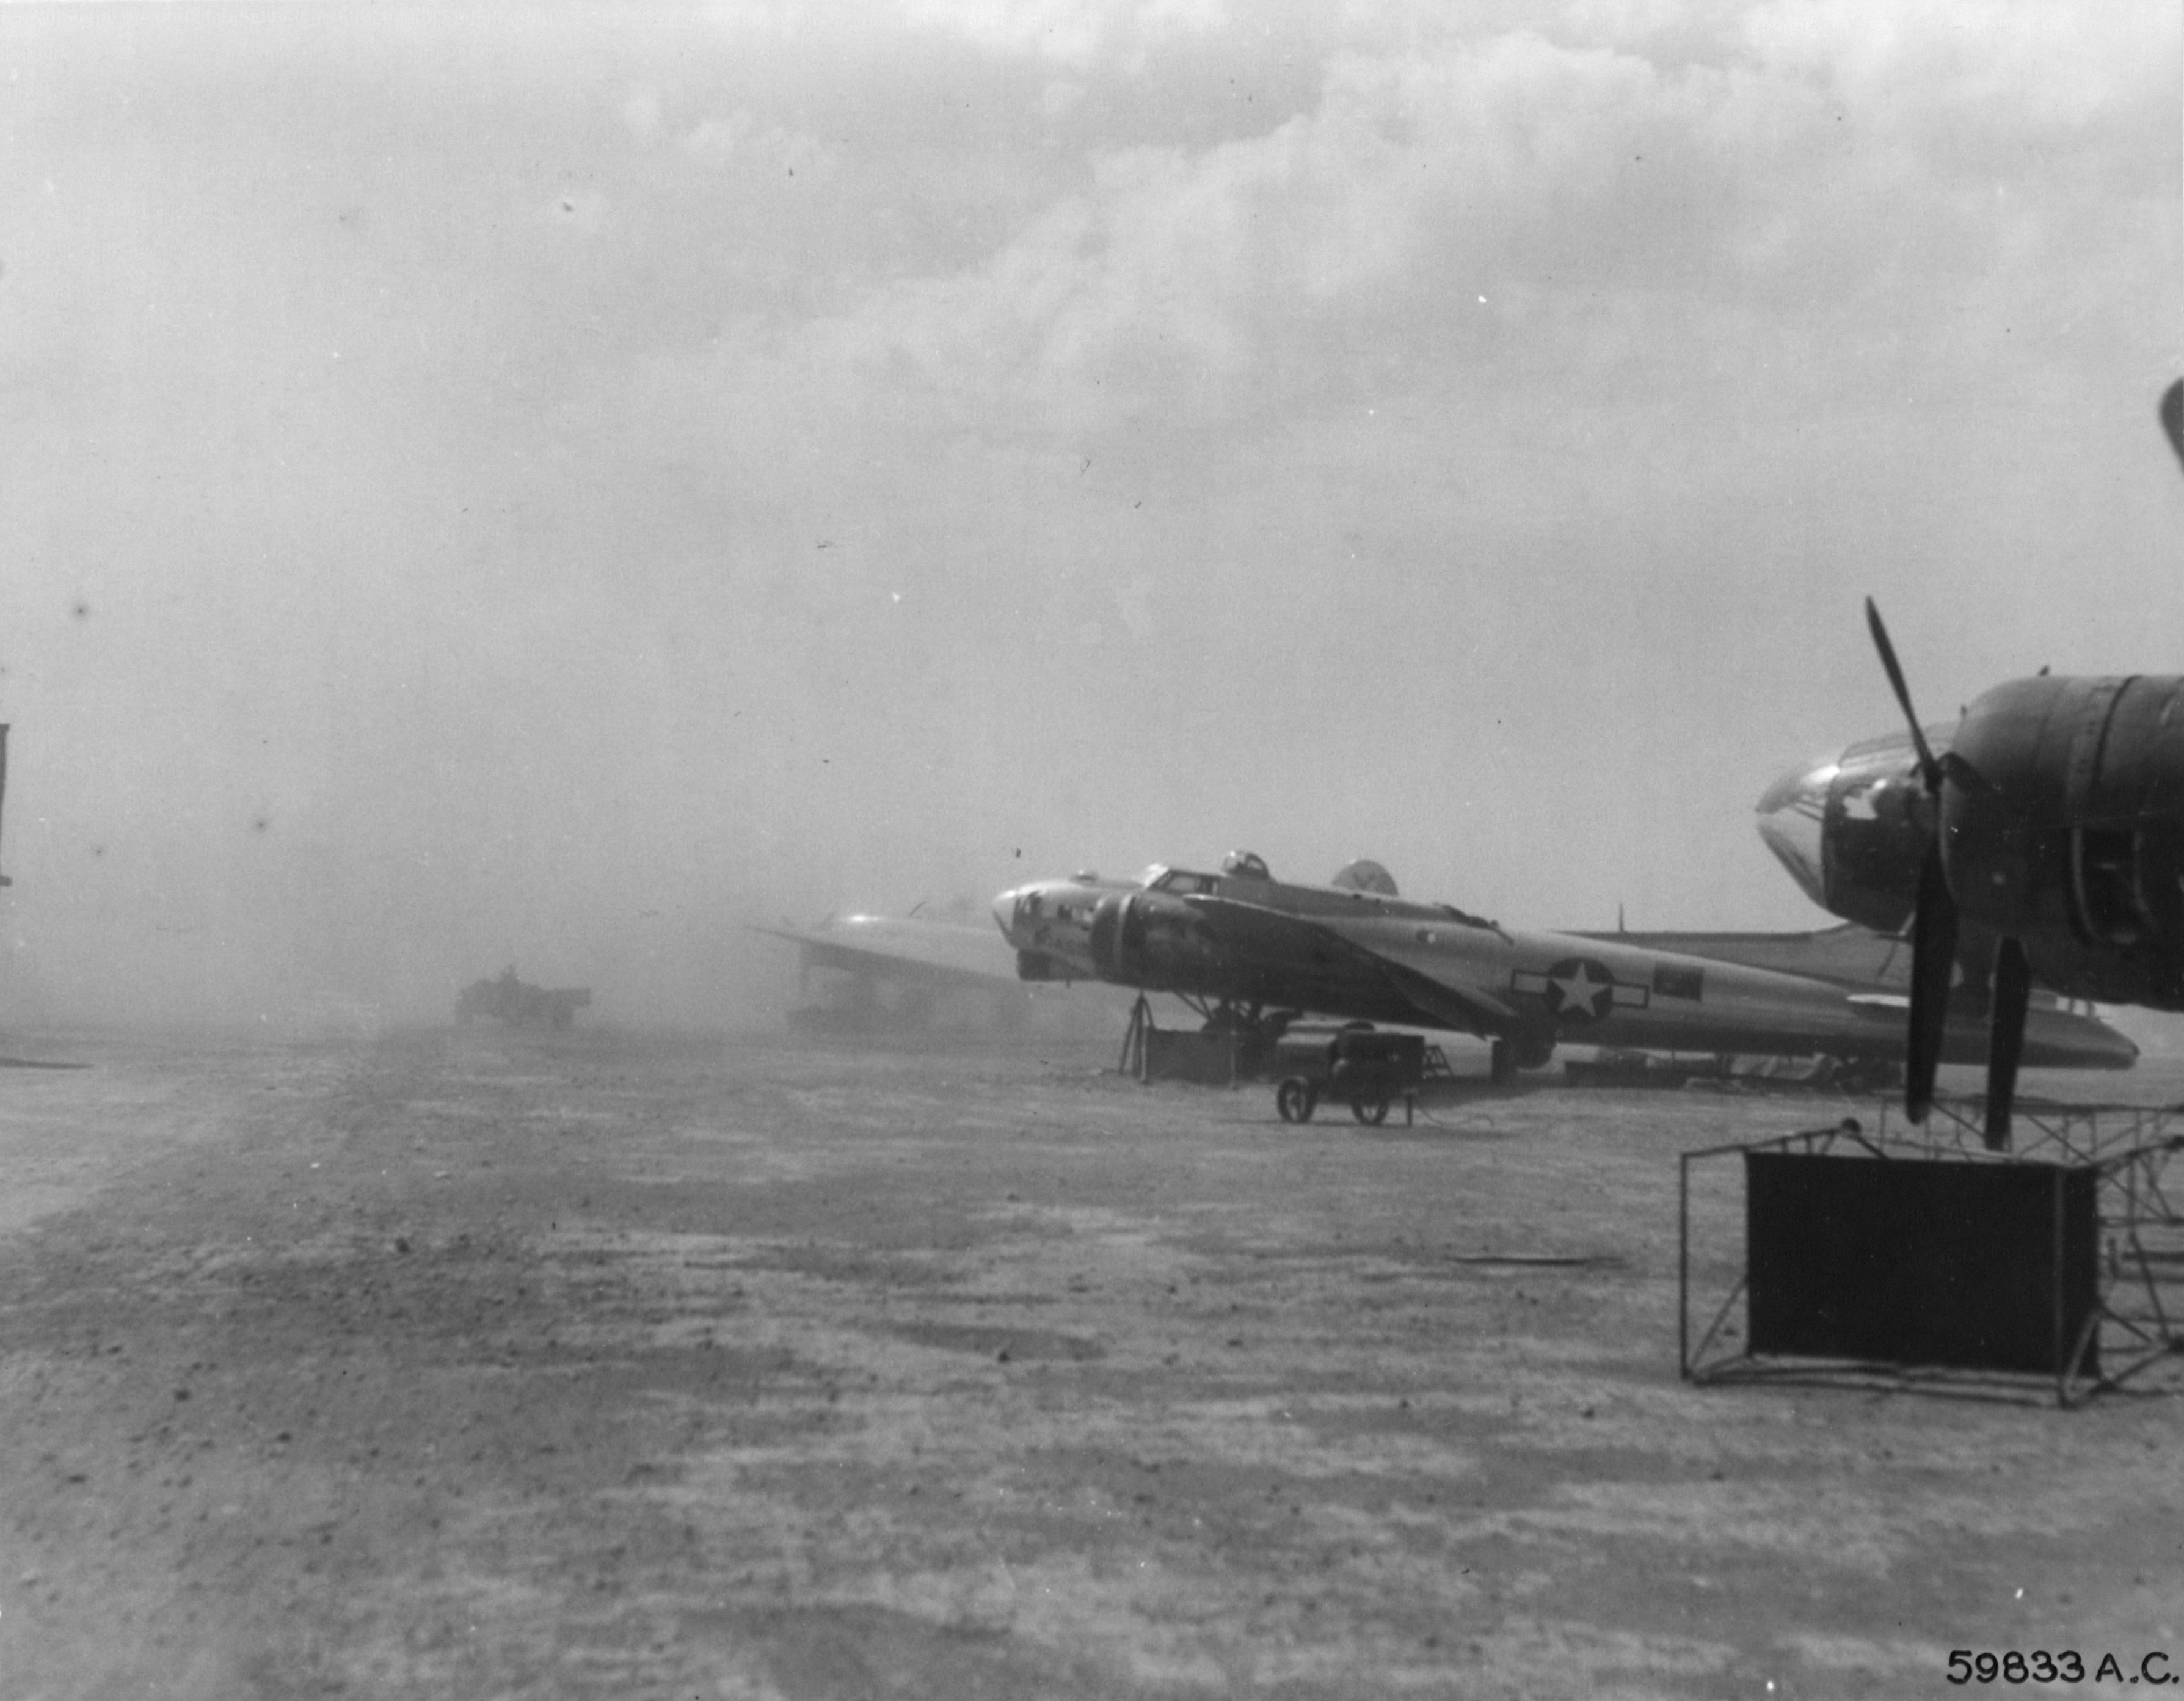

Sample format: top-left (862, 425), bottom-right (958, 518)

top-left (1276, 1077), bottom-right (1317, 1124)
top-left (1351, 1096), bottom-right (1389, 1127)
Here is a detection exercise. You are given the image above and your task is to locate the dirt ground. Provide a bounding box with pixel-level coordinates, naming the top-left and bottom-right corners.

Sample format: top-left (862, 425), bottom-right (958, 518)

top-left (0, 1022), bottom-right (2177, 1700)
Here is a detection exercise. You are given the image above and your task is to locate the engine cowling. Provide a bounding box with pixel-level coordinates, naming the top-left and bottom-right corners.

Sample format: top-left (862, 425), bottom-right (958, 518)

top-left (1088, 891), bottom-right (1221, 990)
top-left (1941, 674), bottom-right (2184, 1005)
top-left (1765, 673), bottom-right (2184, 1010)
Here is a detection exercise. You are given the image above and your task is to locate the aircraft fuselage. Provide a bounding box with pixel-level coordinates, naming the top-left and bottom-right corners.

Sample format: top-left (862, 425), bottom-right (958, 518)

top-left (992, 856), bottom-right (2134, 1070)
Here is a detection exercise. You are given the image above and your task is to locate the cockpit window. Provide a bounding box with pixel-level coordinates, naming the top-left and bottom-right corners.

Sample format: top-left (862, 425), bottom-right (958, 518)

top-left (1148, 868), bottom-right (1220, 895)
top-left (1221, 850), bottom-right (1272, 880)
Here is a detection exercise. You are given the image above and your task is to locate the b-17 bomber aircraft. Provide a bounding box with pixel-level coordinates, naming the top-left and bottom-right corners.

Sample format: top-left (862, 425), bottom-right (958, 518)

top-left (989, 851), bottom-right (2135, 1085)
top-left (1756, 381), bottom-right (2184, 1145)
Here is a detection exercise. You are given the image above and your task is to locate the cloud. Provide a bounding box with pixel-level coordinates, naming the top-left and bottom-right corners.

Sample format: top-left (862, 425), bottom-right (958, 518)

top-left (898, 0), bottom-right (1228, 67)
top-left (682, 111), bottom-right (756, 164)
top-left (1740, 0), bottom-right (2152, 128)
top-left (622, 84), bottom-right (666, 142)
top-left (5, 2), bottom-right (2177, 1018)
top-left (744, 5), bottom-right (2169, 450)
top-left (675, 110), bottom-right (838, 188)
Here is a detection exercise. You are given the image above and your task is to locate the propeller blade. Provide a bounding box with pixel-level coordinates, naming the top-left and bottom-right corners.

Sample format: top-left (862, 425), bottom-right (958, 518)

top-left (1937, 750), bottom-right (1995, 798)
top-left (1983, 936), bottom-right (2031, 1151)
top-left (1903, 843), bottom-right (1959, 1124)
top-left (1865, 598), bottom-right (1943, 792)
top-left (2161, 379), bottom-right (2184, 478)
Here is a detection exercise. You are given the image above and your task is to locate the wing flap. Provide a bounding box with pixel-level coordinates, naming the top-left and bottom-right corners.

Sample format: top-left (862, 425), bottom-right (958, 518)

top-left (1375, 956), bottom-right (1520, 1033)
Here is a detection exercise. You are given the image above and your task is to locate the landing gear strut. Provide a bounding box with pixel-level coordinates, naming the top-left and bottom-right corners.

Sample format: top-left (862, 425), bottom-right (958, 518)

top-left (1192, 998), bottom-right (1299, 1077)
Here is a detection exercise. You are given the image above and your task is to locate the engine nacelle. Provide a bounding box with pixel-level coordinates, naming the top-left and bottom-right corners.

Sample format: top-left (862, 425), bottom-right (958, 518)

top-left (1940, 674), bottom-right (2184, 1005)
top-left (1088, 890), bottom-right (1223, 991)
top-left (1765, 673), bottom-right (2184, 1010)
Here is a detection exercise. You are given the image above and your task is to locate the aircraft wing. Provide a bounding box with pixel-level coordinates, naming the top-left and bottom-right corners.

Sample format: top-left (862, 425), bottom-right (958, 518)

top-left (751, 916), bottom-right (1022, 991)
top-left (1374, 956), bottom-right (1523, 1033)
top-left (1180, 895), bottom-right (1520, 1035)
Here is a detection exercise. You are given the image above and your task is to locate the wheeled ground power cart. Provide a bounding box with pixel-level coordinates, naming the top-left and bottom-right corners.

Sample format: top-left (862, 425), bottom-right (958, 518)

top-left (1274, 1029), bottom-right (1427, 1126)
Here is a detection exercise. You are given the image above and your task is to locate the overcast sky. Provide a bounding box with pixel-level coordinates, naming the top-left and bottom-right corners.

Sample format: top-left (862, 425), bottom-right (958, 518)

top-left (2, 1), bottom-right (2179, 1025)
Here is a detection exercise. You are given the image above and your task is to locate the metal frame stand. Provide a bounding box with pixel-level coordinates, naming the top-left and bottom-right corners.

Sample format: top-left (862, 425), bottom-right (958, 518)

top-left (1118, 994), bottom-right (1153, 1080)
top-left (1680, 1109), bottom-right (2184, 1407)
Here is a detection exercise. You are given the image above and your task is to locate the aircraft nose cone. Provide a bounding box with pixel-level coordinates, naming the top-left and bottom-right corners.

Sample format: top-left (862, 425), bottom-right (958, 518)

top-left (991, 887), bottom-right (1021, 942)
top-left (1756, 754), bottom-right (1835, 912)
top-left (1756, 751), bottom-right (1836, 819)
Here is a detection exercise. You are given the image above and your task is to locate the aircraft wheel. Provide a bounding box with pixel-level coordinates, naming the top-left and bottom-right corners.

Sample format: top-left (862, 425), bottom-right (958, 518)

top-left (1490, 1040), bottom-right (1516, 1085)
top-left (1351, 1095), bottom-right (1389, 1127)
top-left (1276, 1077), bottom-right (1317, 1124)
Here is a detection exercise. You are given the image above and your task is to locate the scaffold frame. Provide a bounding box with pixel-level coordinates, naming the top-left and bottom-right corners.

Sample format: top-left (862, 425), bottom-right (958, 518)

top-left (1680, 1105), bottom-right (2184, 1407)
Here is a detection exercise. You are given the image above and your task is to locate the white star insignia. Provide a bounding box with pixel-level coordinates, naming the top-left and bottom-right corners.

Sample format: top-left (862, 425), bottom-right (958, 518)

top-left (1552, 962), bottom-right (1607, 1018)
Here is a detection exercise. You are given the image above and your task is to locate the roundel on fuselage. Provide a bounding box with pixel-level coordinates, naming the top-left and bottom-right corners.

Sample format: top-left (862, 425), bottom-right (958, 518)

top-left (1330, 859), bottom-right (1399, 897)
top-left (1542, 957), bottom-right (1615, 1022)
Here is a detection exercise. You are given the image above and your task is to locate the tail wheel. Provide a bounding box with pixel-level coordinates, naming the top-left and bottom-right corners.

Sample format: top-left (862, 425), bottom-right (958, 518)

top-left (1275, 1077), bottom-right (1317, 1123)
top-left (1350, 1096), bottom-right (1389, 1126)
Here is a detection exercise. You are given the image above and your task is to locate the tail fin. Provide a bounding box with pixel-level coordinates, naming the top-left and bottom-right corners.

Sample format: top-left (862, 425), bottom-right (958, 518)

top-left (1330, 859), bottom-right (1399, 897)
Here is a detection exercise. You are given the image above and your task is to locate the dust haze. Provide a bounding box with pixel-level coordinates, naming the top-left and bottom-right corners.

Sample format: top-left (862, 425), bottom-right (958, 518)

top-left (4, 2), bottom-right (2179, 1037)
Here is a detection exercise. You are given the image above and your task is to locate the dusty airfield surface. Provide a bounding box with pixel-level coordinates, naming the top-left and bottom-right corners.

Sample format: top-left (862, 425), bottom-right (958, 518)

top-left (0, 1024), bottom-right (2179, 1700)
